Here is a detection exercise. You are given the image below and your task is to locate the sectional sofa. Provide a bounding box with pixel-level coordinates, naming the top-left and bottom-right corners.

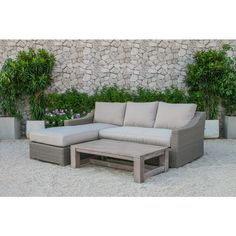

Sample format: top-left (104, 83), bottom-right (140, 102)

top-left (29, 101), bottom-right (206, 168)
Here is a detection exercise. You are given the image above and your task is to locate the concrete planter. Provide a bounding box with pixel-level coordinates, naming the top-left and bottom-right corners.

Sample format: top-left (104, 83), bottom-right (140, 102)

top-left (224, 116), bottom-right (236, 139)
top-left (26, 120), bottom-right (45, 139)
top-left (204, 120), bottom-right (219, 139)
top-left (0, 117), bottom-right (21, 139)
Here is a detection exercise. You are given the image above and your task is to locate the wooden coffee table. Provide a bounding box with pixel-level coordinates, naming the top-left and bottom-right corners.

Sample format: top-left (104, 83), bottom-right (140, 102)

top-left (70, 139), bottom-right (169, 183)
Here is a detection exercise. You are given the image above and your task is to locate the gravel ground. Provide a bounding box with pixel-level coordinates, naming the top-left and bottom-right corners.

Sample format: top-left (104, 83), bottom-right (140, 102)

top-left (0, 139), bottom-right (236, 196)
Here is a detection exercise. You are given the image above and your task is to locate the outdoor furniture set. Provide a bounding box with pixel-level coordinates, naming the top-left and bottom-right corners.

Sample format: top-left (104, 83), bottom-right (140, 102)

top-left (29, 101), bottom-right (206, 183)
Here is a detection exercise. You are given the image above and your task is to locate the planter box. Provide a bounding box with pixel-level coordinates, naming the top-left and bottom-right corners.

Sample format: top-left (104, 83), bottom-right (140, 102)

top-left (224, 116), bottom-right (236, 139)
top-left (26, 120), bottom-right (45, 139)
top-left (204, 120), bottom-right (219, 139)
top-left (0, 117), bottom-right (21, 139)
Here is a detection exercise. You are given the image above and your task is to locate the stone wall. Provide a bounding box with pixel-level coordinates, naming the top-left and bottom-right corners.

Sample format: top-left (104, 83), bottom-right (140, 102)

top-left (1, 40), bottom-right (236, 137)
top-left (1, 40), bottom-right (236, 95)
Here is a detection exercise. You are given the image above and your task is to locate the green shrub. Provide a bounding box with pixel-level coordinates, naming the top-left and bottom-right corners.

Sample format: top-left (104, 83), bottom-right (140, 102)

top-left (45, 88), bottom-right (92, 127)
top-left (46, 88), bottom-right (92, 114)
top-left (45, 86), bottom-right (204, 127)
top-left (133, 87), bottom-right (188, 103)
top-left (46, 93), bottom-right (65, 111)
top-left (63, 88), bottom-right (93, 114)
top-left (0, 59), bottom-right (21, 118)
top-left (218, 45), bottom-right (236, 116)
top-left (44, 110), bottom-right (73, 127)
top-left (134, 87), bottom-right (164, 102)
top-left (161, 87), bottom-right (188, 103)
top-left (92, 86), bottom-right (134, 104)
top-left (16, 48), bottom-right (55, 120)
top-left (220, 72), bottom-right (236, 115)
top-left (187, 91), bottom-right (205, 112)
top-left (92, 86), bottom-right (188, 104)
top-left (185, 44), bottom-right (236, 119)
top-left (0, 48), bottom-right (55, 120)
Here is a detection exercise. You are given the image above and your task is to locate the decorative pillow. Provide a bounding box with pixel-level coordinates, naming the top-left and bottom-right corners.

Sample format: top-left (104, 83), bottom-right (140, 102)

top-left (124, 102), bottom-right (158, 128)
top-left (154, 102), bottom-right (197, 129)
top-left (93, 102), bottom-right (126, 126)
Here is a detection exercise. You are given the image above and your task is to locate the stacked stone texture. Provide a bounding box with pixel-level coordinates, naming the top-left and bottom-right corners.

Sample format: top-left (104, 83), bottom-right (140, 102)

top-left (1, 40), bottom-right (236, 136)
top-left (1, 40), bottom-right (236, 95)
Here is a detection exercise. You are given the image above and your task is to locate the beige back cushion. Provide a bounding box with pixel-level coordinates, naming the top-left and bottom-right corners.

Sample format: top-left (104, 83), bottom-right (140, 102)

top-left (154, 102), bottom-right (197, 129)
top-left (94, 102), bottom-right (126, 126)
top-left (124, 102), bottom-right (158, 128)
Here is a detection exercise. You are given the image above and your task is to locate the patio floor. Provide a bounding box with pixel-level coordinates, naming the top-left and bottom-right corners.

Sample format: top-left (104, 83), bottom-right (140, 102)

top-left (0, 139), bottom-right (236, 196)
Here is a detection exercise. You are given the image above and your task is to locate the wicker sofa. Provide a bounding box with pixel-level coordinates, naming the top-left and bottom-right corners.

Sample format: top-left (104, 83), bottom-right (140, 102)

top-left (29, 101), bottom-right (206, 168)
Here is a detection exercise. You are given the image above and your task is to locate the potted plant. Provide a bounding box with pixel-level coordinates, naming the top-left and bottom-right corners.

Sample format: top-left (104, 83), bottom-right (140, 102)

top-left (0, 58), bottom-right (21, 139)
top-left (185, 45), bottom-right (231, 138)
top-left (223, 94), bottom-right (236, 138)
top-left (219, 45), bottom-right (236, 138)
top-left (15, 48), bottom-right (55, 138)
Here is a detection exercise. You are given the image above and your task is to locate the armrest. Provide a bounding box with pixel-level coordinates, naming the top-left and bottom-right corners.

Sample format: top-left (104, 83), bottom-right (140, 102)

top-left (171, 112), bottom-right (206, 149)
top-left (64, 111), bottom-right (94, 126)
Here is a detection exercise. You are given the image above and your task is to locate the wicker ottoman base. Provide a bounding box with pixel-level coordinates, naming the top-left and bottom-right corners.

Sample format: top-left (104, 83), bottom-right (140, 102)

top-left (30, 142), bottom-right (70, 166)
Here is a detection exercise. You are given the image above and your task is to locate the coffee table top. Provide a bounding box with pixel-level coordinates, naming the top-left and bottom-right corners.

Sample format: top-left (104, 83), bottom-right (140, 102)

top-left (73, 139), bottom-right (167, 159)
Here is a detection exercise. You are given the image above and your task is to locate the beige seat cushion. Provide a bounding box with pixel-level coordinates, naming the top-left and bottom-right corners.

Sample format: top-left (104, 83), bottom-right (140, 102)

top-left (124, 102), bottom-right (158, 128)
top-left (154, 102), bottom-right (197, 129)
top-left (30, 123), bottom-right (117, 147)
top-left (99, 126), bottom-right (172, 147)
top-left (93, 102), bottom-right (126, 126)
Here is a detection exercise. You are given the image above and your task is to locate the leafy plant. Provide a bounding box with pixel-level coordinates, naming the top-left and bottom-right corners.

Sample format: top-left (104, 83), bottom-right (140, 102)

top-left (134, 87), bottom-right (164, 102)
top-left (28, 94), bottom-right (46, 121)
top-left (133, 87), bottom-right (188, 103)
top-left (46, 88), bottom-right (92, 114)
top-left (16, 48), bottom-right (55, 120)
top-left (161, 87), bottom-right (188, 103)
top-left (92, 86), bottom-right (134, 104)
top-left (44, 108), bottom-right (79, 127)
top-left (45, 86), bottom-right (204, 127)
top-left (0, 48), bottom-right (55, 120)
top-left (44, 88), bottom-right (92, 127)
top-left (218, 45), bottom-right (236, 116)
top-left (187, 91), bottom-right (204, 112)
top-left (0, 59), bottom-right (22, 118)
top-left (185, 44), bottom-right (235, 119)
top-left (63, 88), bottom-right (93, 114)
top-left (92, 86), bottom-right (188, 104)
top-left (220, 72), bottom-right (236, 115)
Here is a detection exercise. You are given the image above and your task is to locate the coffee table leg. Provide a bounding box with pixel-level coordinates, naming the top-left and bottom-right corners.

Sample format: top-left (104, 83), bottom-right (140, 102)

top-left (70, 146), bottom-right (80, 168)
top-left (159, 150), bottom-right (169, 172)
top-left (134, 158), bottom-right (144, 183)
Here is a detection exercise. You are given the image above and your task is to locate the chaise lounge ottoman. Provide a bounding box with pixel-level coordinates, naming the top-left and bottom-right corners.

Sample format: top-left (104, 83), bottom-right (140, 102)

top-left (29, 119), bottom-right (117, 165)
